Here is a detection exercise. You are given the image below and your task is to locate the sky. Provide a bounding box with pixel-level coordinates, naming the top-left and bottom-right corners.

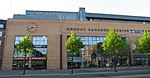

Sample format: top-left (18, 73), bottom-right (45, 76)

top-left (0, 0), bottom-right (150, 20)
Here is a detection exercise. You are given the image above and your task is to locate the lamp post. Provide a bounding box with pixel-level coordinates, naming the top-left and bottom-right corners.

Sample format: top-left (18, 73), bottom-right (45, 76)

top-left (81, 48), bottom-right (84, 69)
top-left (85, 46), bottom-right (89, 67)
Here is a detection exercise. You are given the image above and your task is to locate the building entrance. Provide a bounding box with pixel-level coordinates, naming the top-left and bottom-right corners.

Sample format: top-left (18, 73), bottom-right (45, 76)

top-left (31, 60), bottom-right (47, 70)
top-left (12, 58), bottom-right (47, 70)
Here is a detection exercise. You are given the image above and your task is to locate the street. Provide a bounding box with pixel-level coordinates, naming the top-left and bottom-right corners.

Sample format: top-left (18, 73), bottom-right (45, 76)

top-left (0, 66), bottom-right (150, 78)
top-left (0, 73), bottom-right (150, 78)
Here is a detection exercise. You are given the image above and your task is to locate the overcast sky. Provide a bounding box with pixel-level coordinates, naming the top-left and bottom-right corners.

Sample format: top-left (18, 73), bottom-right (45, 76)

top-left (0, 0), bottom-right (150, 20)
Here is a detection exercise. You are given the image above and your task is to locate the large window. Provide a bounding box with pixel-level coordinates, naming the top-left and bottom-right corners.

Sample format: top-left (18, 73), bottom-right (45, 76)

top-left (76, 36), bottom-right (106, 45)
top-left (76, 36), bottom-right (106, 67)
top-left (13, 36), bottom-right (48, 70)
top-left (67, 36), bottom-right (106, 68)
top-left (0, 24), bottom-right (4, 28)
top-left (14, 36), bottom-right (26, 57)
top-left (32, 36), bottom-right (48, 70)
top-left (32, 36), bottom-right (48, 57)
top-left (33, 36), bottom-right (47, 46)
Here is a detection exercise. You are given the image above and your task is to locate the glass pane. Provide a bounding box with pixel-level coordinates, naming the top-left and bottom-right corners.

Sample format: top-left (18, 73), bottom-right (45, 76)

top-left (33, 41), bottom-right (35, 45)
top-left (15, 36), bottom-right (18, 40)
top-left (15, 41), bottom-right (18, 45)
top-left (89, 41), bottom-right (92, 45)
top-left (97, 37), bottom-right (100, 41)
top-left (19, 37), bottom-right (22, 40)
top-left (76, 36), bottom-right (80, 39)
top-left (93, 37), bottom-right (96, 40)
top-left (0, 32), bottom-right (2, 37)
top-left (80, 37), bottom-right (84, 41)
top-left (89, 37), bottom-right (92, 40)
top-left (33, 37), bottom-right (36, 40)
top-left (45, 41), bottom-right (47, 45)
top-left (85, 37), bottom-right (88, 40)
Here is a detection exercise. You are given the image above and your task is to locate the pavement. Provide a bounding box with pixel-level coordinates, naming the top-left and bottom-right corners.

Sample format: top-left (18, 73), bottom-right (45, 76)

top-left (0, 66), bottom-right (150, 78)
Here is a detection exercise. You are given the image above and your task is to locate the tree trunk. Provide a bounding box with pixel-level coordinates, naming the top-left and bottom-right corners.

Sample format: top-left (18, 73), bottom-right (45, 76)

top-left (71, 52), bottom-right (74, 74)
top-left (109, 55), bottom-right (112, 69)
top-left (113, 55), bottom-right (117, 72)
top-left (23, 50), bottom-right (27, 75)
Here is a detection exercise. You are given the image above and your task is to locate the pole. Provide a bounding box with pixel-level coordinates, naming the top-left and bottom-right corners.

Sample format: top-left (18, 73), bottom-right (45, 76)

top-left (86, 46), bottom-right (89, 67)
top-left (146, 55), bottom-right (148, 66)
top-left (81, 49), bottom-right (83, 69)
top-left (80, 48), bottom-right (83, 69)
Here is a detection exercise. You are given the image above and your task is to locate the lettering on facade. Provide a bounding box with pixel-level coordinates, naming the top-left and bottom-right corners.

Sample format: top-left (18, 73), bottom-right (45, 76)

top-left (66, 27), bottom-right (86, 31)
top-left (66, 27), bottom-right (150, 34)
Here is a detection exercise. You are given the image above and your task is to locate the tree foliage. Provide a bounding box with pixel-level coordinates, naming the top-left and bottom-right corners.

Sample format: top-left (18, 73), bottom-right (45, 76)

top-left (16, 35), bottom-right (34, 55)
top-left (65, 31), bottom-right (84, 56)
top-left (102, 27), bottom-right (128, 72)
top-left (136, 30), bottom-right (150, 54)
top-left (118, 37), bottom-right (129, 57)
top-left (15, 35), bottom-right (34, 75)
top-left (65, 31), bottom-right (84, 74)
top-left (102, 27), bottom-right (128, 56)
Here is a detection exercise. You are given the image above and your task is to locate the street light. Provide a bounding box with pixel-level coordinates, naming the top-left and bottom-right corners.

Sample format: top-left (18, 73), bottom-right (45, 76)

top-left (81, 48), bottom-right (84, 69)
top-left (85, 45), bottom-right (89, 67)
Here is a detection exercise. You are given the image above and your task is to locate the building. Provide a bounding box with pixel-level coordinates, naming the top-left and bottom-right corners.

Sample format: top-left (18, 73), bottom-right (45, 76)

top-left (0, 20), bottom-right (6, 70)
top-left (2, 8), bottom-right (150, 70)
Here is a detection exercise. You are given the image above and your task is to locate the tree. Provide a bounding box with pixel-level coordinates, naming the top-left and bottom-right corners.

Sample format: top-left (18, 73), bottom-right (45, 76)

top-left (136, 30), bottom-right (150, 65)
top-left (117, 37), bottom-right (129, 66)
top-left (102, 27), bottom-right (128, 72)
top-left (118, 37), bottom-right (128, 57)
top-left (16, 35), bottom-right (34, 75)
top-left (65, 31), bottom-right (84, 74)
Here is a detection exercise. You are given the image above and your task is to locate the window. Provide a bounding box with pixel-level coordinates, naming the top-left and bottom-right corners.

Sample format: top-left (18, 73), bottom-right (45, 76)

top-left (13, 35), bottom-right (48, 70)
top-left (33, 36), bottom-right (47, 45)
top-left (0, 24), bottom-right (4, 28)
top-left (0, 40), bottom-right (1, 45)
top-left (32, 36), bottom-right (48, 57)
top-left (15, 36), bottom-right (25, 45)
top-left (76, 36), bottom-right (106, 46)
top-left (14, 36), bottom-right (25, 57)
top-left (0, 32), bottom-right (2, 37)
top-left (73, 36), bottom-right (106, 68)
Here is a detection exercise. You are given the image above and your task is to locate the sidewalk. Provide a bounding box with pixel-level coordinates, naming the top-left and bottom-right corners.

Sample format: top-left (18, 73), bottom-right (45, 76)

top-left (0, 66), bottom-right (150, 76)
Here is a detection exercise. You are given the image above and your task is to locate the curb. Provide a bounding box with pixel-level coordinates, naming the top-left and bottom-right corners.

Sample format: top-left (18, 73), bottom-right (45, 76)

top-left (0, 70), bottom-right (150, 77)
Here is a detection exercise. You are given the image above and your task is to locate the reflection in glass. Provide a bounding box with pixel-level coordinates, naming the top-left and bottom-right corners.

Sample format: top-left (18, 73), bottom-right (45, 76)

top-left (67, 36), bottom-right (106, 68)
top-left (13, 36), bottom-right (48, 70)
top-left (77, 36), bottom-right (106, 67)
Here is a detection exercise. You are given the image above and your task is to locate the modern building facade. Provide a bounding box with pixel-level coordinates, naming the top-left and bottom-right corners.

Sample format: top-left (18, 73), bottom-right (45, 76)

top-left (0, 20), bottom-right (6, 70)
top-left (2, 8), bottom-right (150, 70)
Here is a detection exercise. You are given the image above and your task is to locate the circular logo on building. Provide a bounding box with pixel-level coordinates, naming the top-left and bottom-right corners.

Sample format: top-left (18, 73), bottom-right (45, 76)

top-left (26, 23), bottom-right (38, 33)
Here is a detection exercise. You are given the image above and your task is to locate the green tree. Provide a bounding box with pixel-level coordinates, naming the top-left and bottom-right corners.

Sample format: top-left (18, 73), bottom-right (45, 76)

top-left (118, 37), bottom-right (128, 57)
top-left (136, 30), bottom-right (150, 65)
top-left (16, 35), bottom-right (34, 75)
top-left (65, 31), bottom-right (84, 74)
top-left (102, 27), bottom-right (128, 72)
top-left (117, 37), bottom-right (129, 66)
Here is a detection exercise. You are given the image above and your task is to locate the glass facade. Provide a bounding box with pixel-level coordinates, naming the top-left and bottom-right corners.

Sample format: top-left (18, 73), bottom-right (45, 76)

top-left (67, 36), bottom-right (106, 68)
top-left (0, 32), bottom-right (2, 37)
top-left (13, 36), bottom-right (47, 70)
top-left (32, 36), bottom-right (47, 70)
top-left (76, 36), bottom-right (106, 45)
top-left (13, 36), bottom-right (26, 70)
top-left (14, 36), bottom-right (26, 57)
top-left (0, 32), bottom-right (3, 46)
top-left (77, 36), bottom-right (105, 67)
top-left (32, 36), bottom-right (47, 57)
